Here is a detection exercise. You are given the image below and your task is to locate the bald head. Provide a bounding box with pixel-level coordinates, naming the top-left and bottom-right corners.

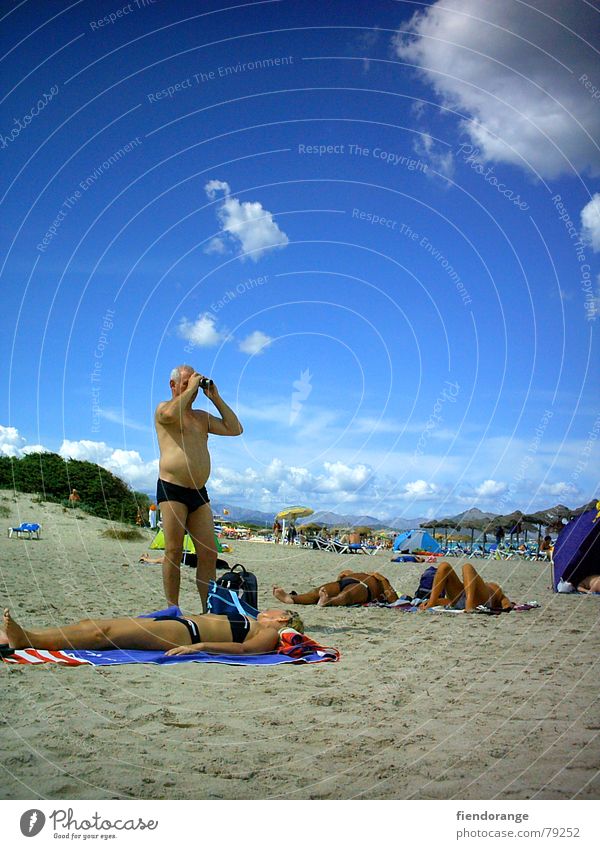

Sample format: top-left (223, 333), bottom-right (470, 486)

top-left (170, 364), bottom-right (194, 383)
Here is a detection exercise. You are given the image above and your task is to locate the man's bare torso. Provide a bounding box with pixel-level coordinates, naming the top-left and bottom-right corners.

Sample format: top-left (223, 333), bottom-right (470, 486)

top-left (156, 407), bottom-right (211, 489)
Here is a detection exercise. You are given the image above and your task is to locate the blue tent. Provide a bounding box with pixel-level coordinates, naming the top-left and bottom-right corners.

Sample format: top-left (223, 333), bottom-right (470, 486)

top-left (552, 505), bottom-right (600, 591)
top-left (392, 529), bottom-right (441, 553)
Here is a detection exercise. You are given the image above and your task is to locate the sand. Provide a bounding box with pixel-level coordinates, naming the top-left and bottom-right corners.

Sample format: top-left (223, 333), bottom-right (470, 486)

top-left (1, 490), bottom-right (598, 800)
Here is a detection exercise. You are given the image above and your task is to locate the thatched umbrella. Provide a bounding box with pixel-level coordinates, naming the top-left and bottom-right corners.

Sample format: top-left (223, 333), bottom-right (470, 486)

top-left (490, 510), bottom-right (524, 542)
top-left (420, 518), bottom-right (459, 548)
top-left (459, 517), bottom-right (491, 551)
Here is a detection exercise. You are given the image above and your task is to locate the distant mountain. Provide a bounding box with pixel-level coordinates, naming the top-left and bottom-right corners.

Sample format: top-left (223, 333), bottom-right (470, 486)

top-left (297, 511), bottom-right (432, 530)
top-left (385, 515), bottom-right (430, 531)
top-left (296, 511), bottom-right (387, 528)
top-left (211, 503), bottom-right (274, 525)
top-left (451, 507), bottom-right (498, 523)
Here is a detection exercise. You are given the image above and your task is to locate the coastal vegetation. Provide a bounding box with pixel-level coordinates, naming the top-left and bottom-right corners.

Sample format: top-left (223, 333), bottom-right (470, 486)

top-left (0, 452), bottom-right (148, 524)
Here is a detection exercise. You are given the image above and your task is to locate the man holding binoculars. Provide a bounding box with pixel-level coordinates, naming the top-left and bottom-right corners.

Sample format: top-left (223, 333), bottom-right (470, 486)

top-left (155, 365), bottom-right (243, 610)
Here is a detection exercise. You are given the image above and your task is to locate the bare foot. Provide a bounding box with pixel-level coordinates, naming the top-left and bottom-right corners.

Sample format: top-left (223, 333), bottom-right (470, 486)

top-left (317, 587), bottom-right (330, 607)
top-left (272, 586), bottom-right (294, 604)
top-left (3, 608), bottom-right (31, 649)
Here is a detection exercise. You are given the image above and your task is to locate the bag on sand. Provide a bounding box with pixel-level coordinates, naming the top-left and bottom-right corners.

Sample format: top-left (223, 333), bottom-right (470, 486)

top-left (414, 565), bottom-right (438, 601)
top-left (216, 563), bottom-right (258, 610)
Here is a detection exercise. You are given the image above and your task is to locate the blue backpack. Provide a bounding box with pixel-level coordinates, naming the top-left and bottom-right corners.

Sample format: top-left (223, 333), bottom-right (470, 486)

top-left (414, 565), bottom-right (438, 601)
top-left (213, 563), bottom-right (259, 613)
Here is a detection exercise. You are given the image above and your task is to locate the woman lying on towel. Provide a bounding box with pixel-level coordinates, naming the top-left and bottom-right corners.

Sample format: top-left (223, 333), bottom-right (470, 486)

top-left (273, 570), bottom-right (399, 607)
top-left (1, 606), bottom-right (304, 656)
top-left (419, 562), bottom-right (513, 612)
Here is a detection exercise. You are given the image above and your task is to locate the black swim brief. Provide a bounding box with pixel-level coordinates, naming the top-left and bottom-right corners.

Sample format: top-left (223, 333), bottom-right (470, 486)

top-left (338, 576), bottom-right (372, 602)
top-left (152, 614), bottom-right (201, 644)
top-left (156, 479), bottom-right (210, 513)
top-left (226, 611), bottom-right (251, 643)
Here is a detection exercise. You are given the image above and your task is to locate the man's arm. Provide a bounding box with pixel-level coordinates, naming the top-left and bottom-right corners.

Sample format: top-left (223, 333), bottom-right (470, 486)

top-left (205, 383), bottom-right (243, 436)
top-left (156, 372), bottom-right (203, 424)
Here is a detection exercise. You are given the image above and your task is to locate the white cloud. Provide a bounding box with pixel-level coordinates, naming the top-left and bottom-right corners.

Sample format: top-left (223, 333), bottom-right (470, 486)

top-left (204, 180), bottom-right (289, 261)
top-left (238, 330), bottom-right (273, 355)
top-left (0, 425), bottom-right (24, 456)
top-left (177, 312), bottom-right (228, 348)
top-left (319, 461), bottom-right (373, 492)
top-left (59, 440), bottom-right (158, 491)
top-left (536, 481), bottom-right (579, 499)
top-left (204, 236), bottom-right (227, 255)
top-left (475, 479), bottom-right (507, 498)
top-left (403, 479), bottom-right (438, 499)
top-left (0, 426), bottom-right (49, 457)
top-left (204, 179), bottom-right (231, 199)
top-left (393, 0), bottom-right (600, 177)
top-left (581, 194), bottom-right (600, 252)
top-left (413, 131), bottom-right (454, 180)
top-left (98, 409), bottom-right (151, 432)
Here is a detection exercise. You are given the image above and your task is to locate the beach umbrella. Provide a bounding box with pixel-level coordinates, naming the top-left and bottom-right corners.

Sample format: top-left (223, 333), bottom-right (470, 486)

top-left (421, 518), bottom-right (459, 547)
top-left (491, 510), bottom-right (523, 542)
top-left (301, 522), bottom-right (327, 534)
top-left (522, 511), bottom-right (550, 546)
top-left (459, 517), bottom-right (487, 550)
top-left (276, 505), bottom-right (314, 538)
top-left (276, 506), bottom-right (314, 521)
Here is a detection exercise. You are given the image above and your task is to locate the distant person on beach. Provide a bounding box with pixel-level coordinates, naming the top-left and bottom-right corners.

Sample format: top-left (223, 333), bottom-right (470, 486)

top-left (155, 365), bottom-right (243, 611)
top-left (273, 569), bottom-right (399, 607)
top-left (1, 606), bottom-right (303, 656)
top-left (539, 535), bottom-right (553, 556)
top-left (68, 489), bottom-right (80, 504)
top-left (149, 503), bottom-right (158, 530)
top-left (419, 562), bottom-right (513, 612)
top-left (576, 574), bottom-right (600, 593)
top-left (273, 519), bottom-right (282, 543)
top-left (286, 523), bottom-right (297, 545)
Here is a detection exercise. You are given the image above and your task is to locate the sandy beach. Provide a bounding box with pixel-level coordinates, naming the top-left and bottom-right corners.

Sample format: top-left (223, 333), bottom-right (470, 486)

top-left (1, 490), bottom-right (598, 801)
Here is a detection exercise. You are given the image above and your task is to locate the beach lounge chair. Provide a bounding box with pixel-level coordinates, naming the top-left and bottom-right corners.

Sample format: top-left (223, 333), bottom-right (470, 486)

top-left (8, 522), bottom-right (42, 539)
top-left (327, 539), bottom-right (350, 554)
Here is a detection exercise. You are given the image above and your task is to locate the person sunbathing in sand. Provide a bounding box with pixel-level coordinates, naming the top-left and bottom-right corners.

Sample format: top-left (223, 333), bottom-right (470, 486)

top-left (419, 562), bottom-right (513, 612)
top-left (577, 574), bottom-right (600, 593)
top-left (1, 606), bottom-right (304, 656)
top-left (139, 552), bottom-right (163, 564)
top-left (273, 569), bottom-right (399, 607)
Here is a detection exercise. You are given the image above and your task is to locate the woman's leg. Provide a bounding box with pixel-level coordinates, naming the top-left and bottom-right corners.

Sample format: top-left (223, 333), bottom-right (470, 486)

top-left (273, 582), bottom-right (340, 604)
top-left (462, 563), bottom-right (495, 610)
top-left (317, 583), bottom-right (369, 607)
top-left (3, 609), bottom-right (191, 651)
top-left (422, 562), bottom-right (463, 609)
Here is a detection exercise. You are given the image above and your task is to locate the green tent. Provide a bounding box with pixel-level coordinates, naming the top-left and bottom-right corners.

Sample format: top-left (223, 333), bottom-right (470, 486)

top-left (150, 529), bottom-right (223, 554)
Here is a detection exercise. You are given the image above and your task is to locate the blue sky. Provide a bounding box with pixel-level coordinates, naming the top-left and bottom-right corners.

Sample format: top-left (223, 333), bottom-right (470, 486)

top-left (1, 0), bottom-right (599, 519)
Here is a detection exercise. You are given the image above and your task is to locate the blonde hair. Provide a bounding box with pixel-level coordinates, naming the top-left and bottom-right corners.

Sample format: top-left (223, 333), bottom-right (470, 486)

top-left (283, 609), bottom-right (305, 633)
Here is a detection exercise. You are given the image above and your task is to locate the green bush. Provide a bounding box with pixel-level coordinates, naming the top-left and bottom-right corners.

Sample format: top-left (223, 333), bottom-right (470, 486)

top-left (101, 528), bottom-right (144, 541)
top-left (0, 453), bottom-right (144, 524)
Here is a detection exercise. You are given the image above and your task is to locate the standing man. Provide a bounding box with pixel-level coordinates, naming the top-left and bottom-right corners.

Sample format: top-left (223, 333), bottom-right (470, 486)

top-left (155, 365), bottom-right (243, 610)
